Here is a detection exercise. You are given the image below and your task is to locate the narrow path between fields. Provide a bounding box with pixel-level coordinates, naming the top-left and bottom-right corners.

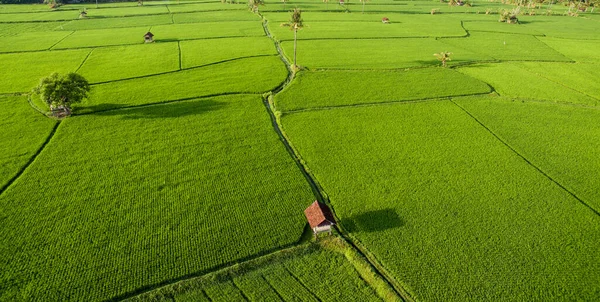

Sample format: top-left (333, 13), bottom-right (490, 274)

top-left (0, 121), bottom-right (61, 196)
top-left (259, 14), bottom-right (414, 302)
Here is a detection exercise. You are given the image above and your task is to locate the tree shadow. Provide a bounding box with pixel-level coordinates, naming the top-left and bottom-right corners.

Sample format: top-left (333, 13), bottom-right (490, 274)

top-left (341, 208), bottom-right (404, 233)
top-left (76, 99), bottom-right (226, 120)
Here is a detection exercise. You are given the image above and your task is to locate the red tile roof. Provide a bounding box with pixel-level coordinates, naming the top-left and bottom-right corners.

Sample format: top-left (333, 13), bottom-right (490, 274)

top-left (304, 200), bottom-right (335, 228)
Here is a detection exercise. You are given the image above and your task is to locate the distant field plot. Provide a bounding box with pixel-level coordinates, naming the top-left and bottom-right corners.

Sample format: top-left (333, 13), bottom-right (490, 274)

top-left (0, 22), bottom-right (66, 34)
top-left (518, 62), bottom-right (600, 101)
top-left (0, 95), bottom-right (314, 301)
top-left (0, 10), bottom-right (78, 21)
top-left (281, 99), bottom-right (600, 301)
top-left (0, 4), bottom-right (52, 12)
top-left (280, 38), bottom-right (492, 69)
top-left (269, 19), bottom-right (466, 40)
top-left (149, 245), bottom-right (382, 302)
top-left (52, 26), bottom-right (149, 49)
top-left (261, 3), bottom-right (326, 12)
top-left (78, 56), bottom-right (286, 112)
top-left (58, 14), bottom-right (173, 30)
top-left (516, 15), bottom-right (600, 39)
top-left (456, 97), bottom-right (600, 211)
top-left (180, 37), bottom-right (277, 69)
top-left (173, 10), bottom-right (261, 23)
top-left (456, 63), bottom-right (599, 106)
top-left (265, 10), bottom-right (495, 23)
top-left (0, 49), bottom-right (90, 93)
top-left (0, 31), bottom-right (71, 53)
top-left (462, 20), bottom-right (544, 35)
top-left (539, 38), bottom-right (600, 63)
top-left (151, 21), bottom-right (265, 41)
top-left (86, 5), bottom-right (169, 17)
top-left (439, 32), bottom-right (570, 61)
top-left (77, 42), bottom-right (180, 83)
top-left (167, 2), bottom-right (247, 13)
top-left (0, 96), bottom-right (56, 190)
top-left (275, 68), bottom-right (491, 111)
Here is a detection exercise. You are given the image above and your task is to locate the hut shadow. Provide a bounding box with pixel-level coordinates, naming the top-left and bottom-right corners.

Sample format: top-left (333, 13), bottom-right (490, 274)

top-left (341, 208), bottom-right (404, 233)
top-left (76, 99), bottom-right (226, 120)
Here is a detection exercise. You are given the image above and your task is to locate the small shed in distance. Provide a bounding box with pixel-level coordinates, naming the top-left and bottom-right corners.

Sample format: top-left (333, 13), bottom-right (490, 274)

top-left (304, 200), bottom-right (336, 238)
top-left (382, 17), bottom-right (390, 24)
top-left (144, 32), bottom-right (154, 43)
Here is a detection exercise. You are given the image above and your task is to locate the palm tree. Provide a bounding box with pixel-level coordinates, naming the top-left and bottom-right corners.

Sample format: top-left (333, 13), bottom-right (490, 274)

top-left (281, 8), bottom-right (304, 70)
top-left (248, 0), bottom-right (265, 13)
top-left (434, 51), bottom-right (452, 67)
top-left (359, 0), bottom-right (369, 13)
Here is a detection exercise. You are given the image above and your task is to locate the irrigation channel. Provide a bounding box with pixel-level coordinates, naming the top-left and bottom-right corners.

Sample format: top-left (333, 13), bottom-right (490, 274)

top-left (259, 16), bottom-right (413, 302)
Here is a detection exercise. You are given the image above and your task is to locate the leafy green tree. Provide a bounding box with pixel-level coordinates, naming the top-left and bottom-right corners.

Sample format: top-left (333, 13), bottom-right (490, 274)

top-left (281, 8), bottom-right (304, 70)
top-left (33, 72), bottom-right (90, 116)
top-left (248, 0), bottom-right (265, 13)
top-left (434, 51), bottom-right (452, 67)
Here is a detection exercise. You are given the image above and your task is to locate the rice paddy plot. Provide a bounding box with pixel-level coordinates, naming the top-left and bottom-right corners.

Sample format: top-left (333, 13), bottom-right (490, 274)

top-left (280, 99), bottom-right (600, 301)
top-left (439, 32), bottom-right (570, 61)
top-left (52, 26), bottom-right (151, 49)
top-left (516, 15), bottom-right (600, 40)
top-left (261, 11), bottom-right (390, 22)
top-left (456, 63), bottom-right (599, 106)
top-left (261, 3), bottom-right (328, 12)
top-left (462, 20), bottom-right (545, 36)
top-left (275, 68), bottom-right (491, 111)
top-left (180, 36), bottom-right (277, 69)
top-left (0, 95), bottom-right (57, 190)
top-left (0, 22), bottom-right (66, 35)
top-left (78, 56), bottom-right (287, 112)
top-left (347, 3), bottom-right (474, 13)
top-left (166, 246), bottom-right (382, 302)
top-left (173, 10), bottom-right (261, 23)
top-left (268, 19), bottom-right (466, 41)
top-left (0, 31), bottom-right (72, 53)
top-left (517, 62), bottom-right (600, 101)
top-left (0, 94), bottom-right (314, 301)
top-left (539, 37), bottom-right (600, 63)
top-left (150, 21), bottom-right (265, 41)
top-left (456, 96), bottom-right (600, 211)
top-left (77, 42), bottom-right (180, 83)
top-left (0, 48), bottom-right (91, 93)
top-left (166, 2), bottom-right (248, 13)
top-left (58, 14), bottom-right (173, 31)
top-left (279, 38), bottom-right (492, 69)
top-left (0, 3), bottom-right (53, 13)
top-left (85, 5), bottom-right (170, 17)
top-left (0, 10), bottom-right (79, 22)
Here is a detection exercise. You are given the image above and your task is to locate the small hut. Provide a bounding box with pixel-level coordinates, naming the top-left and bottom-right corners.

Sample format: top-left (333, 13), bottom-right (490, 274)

top-left (304, 200), bottom-right (336, 238)
top-left (382, 17), bottom-right (390, 24)
top-left (339, 0), bottom-right (344, 4)
top-left (144, 32), bottom-right (154, 43)
top-left (79, 10), bottom-right (87, 19)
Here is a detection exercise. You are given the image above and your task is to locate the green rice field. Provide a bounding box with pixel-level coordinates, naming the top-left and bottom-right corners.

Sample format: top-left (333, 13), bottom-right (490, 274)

top-left (1, 0), bottom-right (599, 301)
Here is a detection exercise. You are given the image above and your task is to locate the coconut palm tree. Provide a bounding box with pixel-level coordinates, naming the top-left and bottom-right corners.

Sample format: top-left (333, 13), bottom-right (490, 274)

top-left (281, 8), bottom-right (304, 70)
top-left (359, 0), bottom-right (369, 13)
top-left (248, 0), bottom-right (265, 13)
top-left (434, 51), bottom-right (452, 67)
